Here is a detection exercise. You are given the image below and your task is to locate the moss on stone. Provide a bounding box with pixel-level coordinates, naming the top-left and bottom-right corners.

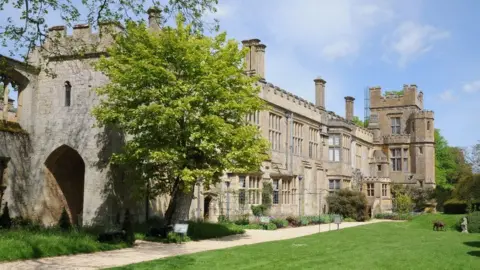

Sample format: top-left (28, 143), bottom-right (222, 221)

top-left (0, 121), bottom-right (26, 134)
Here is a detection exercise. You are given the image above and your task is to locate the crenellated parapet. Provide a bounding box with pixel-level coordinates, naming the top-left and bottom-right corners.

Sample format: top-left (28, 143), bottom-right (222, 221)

top-left (261, 81), bottom-right (327, 124)
top-left (370, 84), bottom-right (424, 110)
top-left (413, 110), bottom-right (434, 119)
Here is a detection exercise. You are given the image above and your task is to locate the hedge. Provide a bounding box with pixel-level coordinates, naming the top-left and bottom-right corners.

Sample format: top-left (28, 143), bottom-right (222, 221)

top-left (443, 199), bottom-right (480, 214)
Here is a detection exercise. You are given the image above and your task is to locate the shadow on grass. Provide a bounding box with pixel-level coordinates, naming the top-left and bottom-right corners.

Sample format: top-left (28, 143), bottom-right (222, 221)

top-left (467, 251), bottom-right (480, 257)
top-left (464, 241), bottom-right (480, 248)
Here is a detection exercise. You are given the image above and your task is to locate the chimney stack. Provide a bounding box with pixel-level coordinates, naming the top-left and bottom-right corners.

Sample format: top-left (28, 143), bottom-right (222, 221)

top-left (147, 7), bottom-right (162, 30)
top-left (241, 39), bottom-right (266, 79)
top-left (314, 77), bottom-right (326, 109)
top-left (345, 96), bottom-right (355, 122)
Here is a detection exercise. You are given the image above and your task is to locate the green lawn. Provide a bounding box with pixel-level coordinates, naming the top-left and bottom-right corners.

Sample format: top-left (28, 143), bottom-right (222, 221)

top-left (111, 214), bottom-right (480, 270)
top-left (0, 229), bottom-right (127, 262)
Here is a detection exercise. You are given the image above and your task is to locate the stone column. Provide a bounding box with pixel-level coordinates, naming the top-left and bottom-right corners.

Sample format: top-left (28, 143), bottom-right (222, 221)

top-left (345, 96), bottom-right (355, 122)
top-left (2, 80), bottom-right (9, 121)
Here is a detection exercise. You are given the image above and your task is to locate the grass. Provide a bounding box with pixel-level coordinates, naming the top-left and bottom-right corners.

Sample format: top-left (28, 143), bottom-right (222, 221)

top-left (110, 214), bottom-right (480, 270)
top-left (0, 228), bottom-right (128, 262)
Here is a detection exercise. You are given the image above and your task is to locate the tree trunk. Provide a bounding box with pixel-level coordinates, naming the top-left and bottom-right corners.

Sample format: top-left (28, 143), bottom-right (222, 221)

top-left (164, 178), bottom-right (195, 225)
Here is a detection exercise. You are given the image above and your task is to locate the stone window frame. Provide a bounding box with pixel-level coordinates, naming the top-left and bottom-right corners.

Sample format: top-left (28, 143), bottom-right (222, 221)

top-left (64, 81), bottom-right (72, 107)
top-left (246, 111), bottom-right (260, 126)
top-left (281, 177), bottom-right (296, 205)
top-left (328, 134), bottom-right (341, 162)
top-left (238, 175), bottom-right (246, 205)
top-left (308, 127), bottom-right (319, 159)
top-left (403, 148), bottom-right (409, 172)
top-left (268, 113), bottom-right (282, 151)
top-left (248, 175), bottom-right (262, 205)
top-left (367, 183), bottom-right (375, 197)
top-left (293, 121), bottom-right (303, 156)
top-left (355, 144), bottom-right (362, 169)
top-left (328, 179), bottom-right (341, 194)
top-left (272, 179), bottom-right (280, 205)
top-left (391, 148), bottom-right (402, 171)
top-left (391, 117), bottom-right (401, 134)
top-left (342, 134), bottom-right (351, 164)
top-left (382, 184), bottom-right (388, 197)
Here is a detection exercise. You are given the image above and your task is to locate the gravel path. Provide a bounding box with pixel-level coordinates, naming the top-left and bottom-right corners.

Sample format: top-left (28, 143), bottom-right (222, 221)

top-left (0, 219), bottom-right (390, 270)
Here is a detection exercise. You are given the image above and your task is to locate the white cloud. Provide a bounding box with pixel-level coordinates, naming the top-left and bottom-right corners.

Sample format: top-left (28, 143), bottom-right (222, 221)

top-left (384, 21), bottom-right (450, 67)
top-left (260, 0), bottom-right (395, 61)
top-left (439, 90), bottom-right (456, 102)
top-left (463, 80), bottom-right (480, 93)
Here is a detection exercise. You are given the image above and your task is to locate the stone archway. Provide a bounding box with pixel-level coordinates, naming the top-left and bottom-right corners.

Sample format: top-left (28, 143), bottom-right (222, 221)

top-left (44, 145), bottom-right (85, 225)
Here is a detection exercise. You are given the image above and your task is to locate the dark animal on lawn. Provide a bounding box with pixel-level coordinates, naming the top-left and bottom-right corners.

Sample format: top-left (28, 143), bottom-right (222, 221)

top-left (433, 221), bottom-right (445, 231)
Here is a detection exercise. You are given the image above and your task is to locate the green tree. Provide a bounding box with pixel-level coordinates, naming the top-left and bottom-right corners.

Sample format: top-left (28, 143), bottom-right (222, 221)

top-left (352, 116), bottom-right (368, 128)
top-left (435, 129), bottom-right (457, 189)
top-left (0, 0), bottom-right (218, 60)
top-left (92, 17), bottom-right (270, 225)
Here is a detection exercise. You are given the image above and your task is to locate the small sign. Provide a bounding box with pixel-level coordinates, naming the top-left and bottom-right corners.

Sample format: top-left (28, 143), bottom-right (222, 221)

top-left (174, 223), bottom-right (189, 234)
top-left (333, 215), bottom-right (342, 224)
top-left (260, 216), bottom-right (270, 224)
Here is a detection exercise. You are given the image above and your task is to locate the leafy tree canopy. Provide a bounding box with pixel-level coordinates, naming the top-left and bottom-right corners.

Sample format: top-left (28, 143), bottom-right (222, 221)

top-left (352, 116), bottom-right (368, 128)
top-left (0, 0), bottom-right (218, 60)
top-left (92, 16), bottom-right (270, 202)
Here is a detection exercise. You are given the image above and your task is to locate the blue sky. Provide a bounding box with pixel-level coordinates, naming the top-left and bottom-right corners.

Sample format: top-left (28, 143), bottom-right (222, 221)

top-left (1, 0), bottom-right (479, 147)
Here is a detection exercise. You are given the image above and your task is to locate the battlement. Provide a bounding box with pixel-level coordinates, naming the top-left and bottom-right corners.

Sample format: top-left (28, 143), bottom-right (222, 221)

top-left (362, 176), bottom-right (391, 183)
top-left (262, 81), bottom-right (325, 121)
top-left (370, 84), bottom-right (424, 110)
top-left (38, 22), bottom-right (125, 59)
top-left (413, 110), bottom-right (434, 119)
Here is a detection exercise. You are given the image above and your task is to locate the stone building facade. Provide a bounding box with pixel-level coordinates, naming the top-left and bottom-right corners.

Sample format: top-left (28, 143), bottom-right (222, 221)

top-left (0, 11), bottom-right (434, 226)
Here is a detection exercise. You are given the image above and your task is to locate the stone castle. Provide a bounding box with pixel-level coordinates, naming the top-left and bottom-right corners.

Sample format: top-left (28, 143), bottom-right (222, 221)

top-left (0, 10), bottom-right (435, 225)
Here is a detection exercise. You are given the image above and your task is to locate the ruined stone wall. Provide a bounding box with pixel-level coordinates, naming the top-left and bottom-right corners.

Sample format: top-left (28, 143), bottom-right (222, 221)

top-left (0, 131), bottom-right (33, 219)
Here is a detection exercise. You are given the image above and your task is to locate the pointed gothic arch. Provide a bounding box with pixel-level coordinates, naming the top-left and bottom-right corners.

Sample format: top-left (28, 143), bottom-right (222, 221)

top-left (44, 145), bottom-right (85, 225)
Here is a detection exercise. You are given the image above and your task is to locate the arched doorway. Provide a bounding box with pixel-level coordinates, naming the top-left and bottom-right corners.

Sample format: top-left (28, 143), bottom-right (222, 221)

top-left (204, 196), bottom-right (212, 220)
top-left (44, 145), bottom-right (85, 225)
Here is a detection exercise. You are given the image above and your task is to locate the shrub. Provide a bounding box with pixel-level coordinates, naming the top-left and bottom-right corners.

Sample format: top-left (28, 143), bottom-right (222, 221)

top-left (264, 223), bottom-right (277, 230)
top-left (344, 217), bottom-right (356, 222)
top-left (467, 211), bottom-right (480, 233)
top-left (234, 214), bottom-right (249, 225)
top-left (271, 218), bottom-right (288, 228)
top-left (251, 205), bottom-right (267, 217)
top-left (58, 207), bottom-right (72, 231)
top-left (442, 199), bottom-right (480, 214)
top-left (286, 216), bottom-right (300, 227)
top-left (395, 194), bottom-right (413, 214)
top-left (300, 217), bottom-right (309, 226)
top-left (327, 189), bottom-right (369, 221)
top-left (165, 232), bottom-right (191, 243)
top-left (319, 214), bottom-right (332, 224)
top-left (217, 215), bottom-right (229, 224)
top-left (122, 209), bottom-right (135, 246)
top-left (242, 223), bottom-right (264, 230)
top-left (187, 221), bottom-right (245, 240)
top-left (0, 203), bottom-right (12, 229)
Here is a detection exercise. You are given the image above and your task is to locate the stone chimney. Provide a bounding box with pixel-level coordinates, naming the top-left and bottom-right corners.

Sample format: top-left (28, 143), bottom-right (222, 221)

top-left (147, 7), bottom-right (162, 30)
top-left (345, 96), bottom-right (355, 121)
top-left (241, 39), bottom-right (266, 79)
top-left (314, 77), bottom-right (326, 109)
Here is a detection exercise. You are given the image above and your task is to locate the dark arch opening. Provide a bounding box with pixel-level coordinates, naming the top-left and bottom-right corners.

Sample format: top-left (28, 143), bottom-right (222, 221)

top-left (44, 145), bottom-right (85, 225)
top-left (204, 196), bottom-right (212, 220)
